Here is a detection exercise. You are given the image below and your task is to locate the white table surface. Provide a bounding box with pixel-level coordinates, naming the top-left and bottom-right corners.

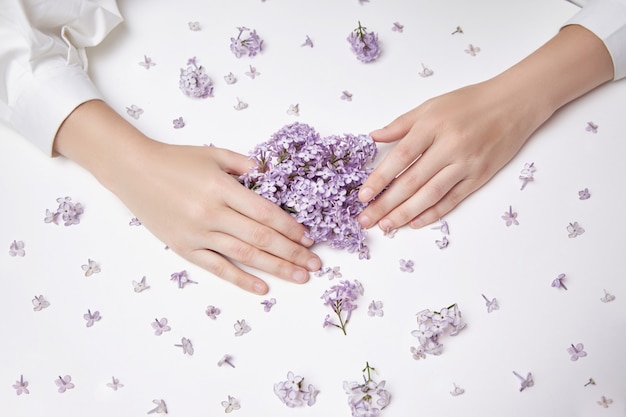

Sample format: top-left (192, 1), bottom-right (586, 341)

top-left (1, 0), bottom-right (625, 416)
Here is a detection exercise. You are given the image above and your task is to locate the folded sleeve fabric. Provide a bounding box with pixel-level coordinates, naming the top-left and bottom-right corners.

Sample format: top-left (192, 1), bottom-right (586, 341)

top-left (0, 0), bottom-right (122, 155)
top-left (565, 0), bottom-right (626, 80)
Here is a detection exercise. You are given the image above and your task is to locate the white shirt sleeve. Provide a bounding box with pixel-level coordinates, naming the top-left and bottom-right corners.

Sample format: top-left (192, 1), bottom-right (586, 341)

top-left (565, 0), bottom-right (626, 80)
top-left (0, 0), bottom-right (122, 155)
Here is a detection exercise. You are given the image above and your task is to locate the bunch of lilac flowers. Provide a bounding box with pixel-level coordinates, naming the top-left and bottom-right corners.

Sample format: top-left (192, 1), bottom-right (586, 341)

top-left (230, 26), bottom-right (263, 58)
top-left (410, 304), bottom-right (466, 358)
top-left (347, 21), bottom-right (381, 63)
top-left (240, 122), bottom-right (377, 258)
top-left (343, 362), bottom-right (391, 417)
top-left (179, 57), bottom-right (214, 98)
top-left (321, 280), bottom-right (364, 335)
top-left (44, 197), bottom-right (84, 226)
top-left (273, 371), bottom-right (319, 408)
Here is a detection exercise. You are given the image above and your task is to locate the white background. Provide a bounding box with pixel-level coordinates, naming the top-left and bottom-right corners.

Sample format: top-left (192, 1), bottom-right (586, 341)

top-left (1, 0), bottom-right (625, 416)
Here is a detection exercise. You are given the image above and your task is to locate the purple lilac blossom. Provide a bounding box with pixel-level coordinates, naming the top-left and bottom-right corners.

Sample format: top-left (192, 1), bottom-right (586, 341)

top-left (601, 289), bottom-right (615, 303)
top-left (13, 375), bottom-right (29, 395)
top-left (586, 121), bottom-right (598, 133)
top-left (179, 57), bottom-right (214, 98)
top-left (230, 27), bottom-right (263, 58)
top-left (174, 337), bottom-right (194, 355)
top-left (513, 371), bottom-right (534, 392)
top-left (567, 343), bottom-right (587, 361)
top-left (410, 304), bottom-right (465, 358)
top-left (344, 363), bottom-right (390, 417)
top-left (83, 309), bottom-right (101, 327)
top-left (44, 196), bottom-right (84, 226)
top-left (222, 395), bottom-right (241, 413)
top-left (436, 236), bottom-right (449, 249)
top-left (519, 162), bottom-right (535, 190)
top-left (82, 259), bottom-right (100, 277)
top-left (55, 375), bottom-right (75, 393)
top-left (347, 21), bottom-right (381, 63)
top-left (321, 280), bottom-right (364, 335)
top-left (32, 295), bottom-right (50, 311)
top-left (206, 305), bottom-right (221, 319)
top-left (147, 399), bottom-right (168, 414)
top-left (578, 188), bottom-right (591, 200)
top-left (107, 376), bottom-right (123, 390)
top-left (234, 319), bottom-right (251, 336)
top-left (170, 270), bottom-right (197, 289)
top-left (551, 273), bottom-right (568, 290)
top-left (240, 122), bottom-right (377, 257)
top-left (152, 318), bottom-right (171, 335)
top-left (367, 300), bottom-right (384, 317)
top-left (9, 240), bottom-right (25, 257)
top-left (261, 298), bottom-right (276, 312)
top-left (502, 206), bottom-right (519, 226)
top-left (274, 371), bottom-right (319, 408)
top-left (567, 222), bottom-right (585, 238)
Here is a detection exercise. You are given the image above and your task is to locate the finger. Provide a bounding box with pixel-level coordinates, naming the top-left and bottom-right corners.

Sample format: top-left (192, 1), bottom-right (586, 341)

top-left (372, 163), bottom-right (466, 230)
top-left (408, 176), bottom-right (481, 229)
top-left (187, 248), bottom-right (270, 295)
top-left (213, 206), bottom-right (321, 272)
top-left (369, 109), bottom-right (419, 143)
top-left (358, 125), bottom-right (433, 205)
top-left (212, 147), bottom-right (258, 176)
top-left (202, 230), bottom-right (313, 285)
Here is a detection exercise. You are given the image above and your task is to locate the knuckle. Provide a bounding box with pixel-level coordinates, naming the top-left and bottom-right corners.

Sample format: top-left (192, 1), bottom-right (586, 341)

top-left (250, 225), bottom-right (273, 248)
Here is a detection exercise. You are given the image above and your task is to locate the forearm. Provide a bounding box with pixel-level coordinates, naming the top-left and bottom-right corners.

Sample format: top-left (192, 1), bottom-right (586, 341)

top-left (492, 24), bottom-right (614, 128)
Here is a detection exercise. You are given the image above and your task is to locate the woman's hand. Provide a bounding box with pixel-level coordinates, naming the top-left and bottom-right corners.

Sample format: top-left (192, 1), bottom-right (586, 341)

top-left (54, 100), bottom-right (321, 294)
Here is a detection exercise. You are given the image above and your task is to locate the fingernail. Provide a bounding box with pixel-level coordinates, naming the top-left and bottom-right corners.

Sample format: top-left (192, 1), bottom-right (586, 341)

top-left (358, 214), bottom-right (371, 228)
top-left (293, 269), bottom-right (309, 283)
top-left (379, 219), bottom-right (393, 232)
top-left (307, 257), bottom-right (321, 272)
top-left (359, 187), bottom-right (374, 202)
top-left (301, 235), bottom-right (314, 247)
top-left (410, 218), bottom-right (424, 229)
top-left (253, 281), bottom-right (267, 294)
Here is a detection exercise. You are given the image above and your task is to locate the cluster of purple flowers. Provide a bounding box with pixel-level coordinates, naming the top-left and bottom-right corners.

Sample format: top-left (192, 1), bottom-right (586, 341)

top-left (240, 122), bottom-right (377, 257)
top-left (321, 280), bottom-right (364, 335)
top-left (410, 304), bottom-right (466, 359)
top-left (343, 362), bottom-right (391, 417)
top-left (273, 371), bottom-right (319, 408)
top-left (347, 22), bottom-right (381, 63)
top-left (179, 57), bottom-right (214, 98)
top-left (230, 26), bottom-right (263, 58)
top-left (44, 196), bottom-right (84, 226)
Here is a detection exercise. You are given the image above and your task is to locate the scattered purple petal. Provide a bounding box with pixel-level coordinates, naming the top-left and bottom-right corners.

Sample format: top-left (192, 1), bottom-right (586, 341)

top-left (230, 26), bottom-right (263, 58)
top-left (597, 396), bottom-right (613, 408)
top-left (465, 44), bottom-right (480, 56)
top-left (132, 276), bottom-right (149, 293)
top-left (586, 121), bottom-right (598, 133)
top-left (170, 270), bottom-right (197, 289)
top-left (218, 354), bottom-right (235, 368)
top-left (173, 117), bottom-right (185, 129)
top-left (206, 305), bottom-right (221, 319)
top-left (32, 295), bottom-right (50, 311)
top-left (431, 219), bottom-right (449, 235)
top-left (286, 103), bottom-right (299, 116)
top-left (367, 300), bottom-right (384, 317)
top-left (83, 309), bottom-right (101, 327)
top-left (436, 236), bottom-right (449, 249)
top-left (450, 383), bottom-right (465, 396)
top-left (419, 63), bottom-right (434, 78)
top-left (301, 35), bottom-right (314, 47)
top-left (129, 217), bottom-right (142, 226)
top-left (513, 371), bottom-right (534, 392)
top-left (234, 97), bottom-right (248, 110)
top-left (9, 240), bottom-right (25, 257)
top-left (340, 90), bottom-right (353, 101)
top-left (138, 55), bottom-right (156, 69)
top-left (391, 22), bottom-right (404, 33)
top-left (601, 289), bottom-right (615, 303)
top-left (82, 258), bottom-right (101, 277)
top-left (410, 304), bottom-right (465, 358)
top-left (384, 227), bottom-right (397, 238)
top-left (180, 57), bottom-right (214, 98)
top-left (222, 395), bottom-right (241, 413)
top-left (106, 376), bottom-right (124, 391)
top-left (347, 21), bottom-right (381, 63)
top-left (274, 371), bottom-right (319, 408)
top-left (224, 72), bottom-right (237, 84)
top-left (567, 343), bottom-right (587, 361)
top-left (578, 188), bottom-right (591, 200)
top-left (519, 162), bottom-right (535, 190)
top-left (410, 345), bottom-right (426, 360)
top-left (55, 375), bottom-right (75, 393)
top-left (126, 104), bottom-right (144, 119)
top-left (344, 362), bottom-right (390, 416)
top-left (501, 205), bottom-right (519, 227)
top-left (551, 273), bottom-right (568, 290)
top-left (321, 280), bottom-right (364, 335)
top-left (245, 65), bottom-right (260, 79)
top-left (188, 21), bottom-right (201, 31)
top-left (315, 266), bottom-right (342, 280)
top-left (234, 319), bottom-right (251, 336)
top-left (12, 375), bottom-right (29, 395)
top-left (174, 337), bottom-right (194, 355)
top-left (399, 259), bottom-right (414, 273)
top-left (44, 197), bottom-right (84, 226)
top-left (147, 399), bottom-right (168, 415)
top-left (261, 298), bottom-right (277, 312)
top-left (152, 317), bottom-right (171, 336)
top-left (567, 222), bottom-right (585, 238)
top-left (481, 294), bottom-right (499, 313)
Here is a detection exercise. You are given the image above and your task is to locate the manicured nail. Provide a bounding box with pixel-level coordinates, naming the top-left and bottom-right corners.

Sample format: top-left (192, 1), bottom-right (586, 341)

top-left (293, 269), bottom-right (309, 283)
top-left (307, 257), bottom-right (321, 272)
top-left (253, 282), bottom-right (267, 294)
top-left (358, 214), bottom-right (371, 228)
top-left (379, 219), bottom-right (393, 232)
top-left (359, 187), bottom-right (374, 202)
top-left (301, 235), bottom-right (314, 247)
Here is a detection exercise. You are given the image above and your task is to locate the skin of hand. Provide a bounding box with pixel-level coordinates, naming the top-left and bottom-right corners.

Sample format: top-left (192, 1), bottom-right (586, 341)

top-left (53, 100), bottom-right (322, 295)
top-left (357, 24), bottom-right (614, 232)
